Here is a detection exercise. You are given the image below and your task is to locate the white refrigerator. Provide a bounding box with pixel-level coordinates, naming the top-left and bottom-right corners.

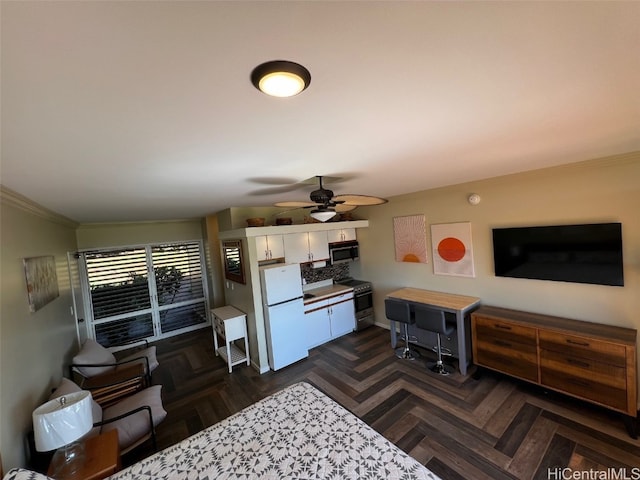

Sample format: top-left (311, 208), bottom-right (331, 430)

top-left (260, 263), bottom-right (308, 371)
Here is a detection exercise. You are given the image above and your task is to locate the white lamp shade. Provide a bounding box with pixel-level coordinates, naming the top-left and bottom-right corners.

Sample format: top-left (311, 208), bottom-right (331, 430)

top-left (310, 209), bottom-right (337, 222)
top-left (33, 391), bottom-right (93, 452)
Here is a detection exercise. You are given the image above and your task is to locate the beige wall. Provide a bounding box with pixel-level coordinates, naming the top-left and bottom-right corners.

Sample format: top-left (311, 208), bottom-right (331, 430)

top-left (0, 190), bottom-right (79, 470)
top-left (205, 215), bottom-right (226, 310)
top-left (350, 152), bottom-right (639, 339)
top-left (76, 219), bottom-right (205, 250)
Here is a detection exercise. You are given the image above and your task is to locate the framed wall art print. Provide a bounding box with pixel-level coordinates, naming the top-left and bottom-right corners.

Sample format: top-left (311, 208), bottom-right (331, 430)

top-left (23, 255), bottom-right (59, 312)
top-left (430, 222), bottom-right (475, 277)
top-left (393, 214), bottom-right (428, 263)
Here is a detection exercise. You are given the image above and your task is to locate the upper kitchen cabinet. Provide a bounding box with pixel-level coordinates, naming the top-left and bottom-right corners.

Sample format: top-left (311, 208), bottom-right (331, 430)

top-left (284, 231), bottom-right (329, 264)
top-left (256, 234), bottom-right (285, 262)
top-left (327, 228), bottom-right (356, 243)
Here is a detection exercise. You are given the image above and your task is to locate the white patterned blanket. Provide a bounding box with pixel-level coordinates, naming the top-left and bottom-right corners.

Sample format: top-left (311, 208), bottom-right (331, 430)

top-left (108, 381), bottom-right (440, 480)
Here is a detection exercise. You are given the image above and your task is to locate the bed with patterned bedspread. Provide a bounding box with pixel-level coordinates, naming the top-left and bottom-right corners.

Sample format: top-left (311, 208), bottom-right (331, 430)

top-left (4, 382), bottom-right (440, 480)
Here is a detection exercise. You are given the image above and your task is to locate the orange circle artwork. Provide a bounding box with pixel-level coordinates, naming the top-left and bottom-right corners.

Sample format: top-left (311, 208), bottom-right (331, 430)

top-left (437, 237), bottom-right (466, 262)
top-left (402, 253), bottom-right (420, 263)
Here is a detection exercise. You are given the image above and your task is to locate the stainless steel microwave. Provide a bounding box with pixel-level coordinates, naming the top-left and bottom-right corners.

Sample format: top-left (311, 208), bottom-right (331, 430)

top-left (329, 240), bottom-right (359, 264)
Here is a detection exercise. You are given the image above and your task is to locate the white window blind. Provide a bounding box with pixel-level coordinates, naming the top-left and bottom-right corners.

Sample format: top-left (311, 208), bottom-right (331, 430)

top-left (82, 241), bottom-right (209, 347)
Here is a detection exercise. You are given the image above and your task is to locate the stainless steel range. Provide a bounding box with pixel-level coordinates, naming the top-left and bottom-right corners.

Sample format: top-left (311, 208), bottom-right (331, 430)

top-left (337, 278), bottom-right (374, 331)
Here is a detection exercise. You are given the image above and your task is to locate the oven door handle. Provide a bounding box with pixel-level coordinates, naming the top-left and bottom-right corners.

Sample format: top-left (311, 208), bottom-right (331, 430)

top-left (354, 290), bottom-right (372, 298)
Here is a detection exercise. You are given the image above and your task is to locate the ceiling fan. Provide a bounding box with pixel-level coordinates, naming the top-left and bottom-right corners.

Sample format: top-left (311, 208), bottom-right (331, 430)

top-left (274, 176), bottom-right (388, 222)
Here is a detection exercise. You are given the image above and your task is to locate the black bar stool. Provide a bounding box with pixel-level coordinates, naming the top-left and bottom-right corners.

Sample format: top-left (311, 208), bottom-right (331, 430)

top-left (385, 298), bottom-right (419, 360)
top-left (414, 305), bottom-right (455, 375)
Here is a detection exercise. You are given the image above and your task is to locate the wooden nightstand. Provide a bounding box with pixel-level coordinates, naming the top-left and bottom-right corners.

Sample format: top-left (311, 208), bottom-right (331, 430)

top-left (48, 429), bottom-right (120, 480)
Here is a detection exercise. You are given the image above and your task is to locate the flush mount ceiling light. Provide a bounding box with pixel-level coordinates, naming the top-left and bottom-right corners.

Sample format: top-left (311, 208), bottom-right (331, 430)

top-left (251, 60), bottom-right (311, 97)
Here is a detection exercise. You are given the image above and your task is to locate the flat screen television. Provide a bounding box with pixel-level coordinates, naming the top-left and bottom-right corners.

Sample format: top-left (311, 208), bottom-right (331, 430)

top-left (492, 223), bottom-right (624, 286)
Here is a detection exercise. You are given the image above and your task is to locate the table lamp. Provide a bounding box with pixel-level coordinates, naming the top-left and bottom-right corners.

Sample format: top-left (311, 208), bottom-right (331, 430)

top-left (32, 390), bottom-right (93, 479)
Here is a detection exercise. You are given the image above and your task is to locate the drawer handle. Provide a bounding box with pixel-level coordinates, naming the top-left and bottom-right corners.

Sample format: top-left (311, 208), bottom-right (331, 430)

top-left (494, 340), bottom-right (512, 348)
top-left (566, 358), bottom-right (590, 369)
top-left (567, 378), bottom-right (590, 388)
top-left (495, 324), bottom-right (512, 330)
top-left (566, 339), bottom-right (589, 347)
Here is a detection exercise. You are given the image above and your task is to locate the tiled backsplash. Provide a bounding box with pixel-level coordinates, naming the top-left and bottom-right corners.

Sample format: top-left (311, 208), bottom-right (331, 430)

top-left (301, 262), bottom-right (350, 284)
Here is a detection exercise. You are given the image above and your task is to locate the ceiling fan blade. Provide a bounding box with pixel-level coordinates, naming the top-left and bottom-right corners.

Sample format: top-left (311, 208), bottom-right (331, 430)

top-left (332, 194), bottom-right (388, 206)
top-left (274, 201), bottom-right (318, 208)
top-left (269, 207), bottom-right (306, 217)
top-left (248, 176), bottom-right (301, 186)
top-left (250, 185), bottom-right (310, 195)
top-left (300, 175), bottom-right (351, 185)
top-left (335, 204), bottom-right (357, 213)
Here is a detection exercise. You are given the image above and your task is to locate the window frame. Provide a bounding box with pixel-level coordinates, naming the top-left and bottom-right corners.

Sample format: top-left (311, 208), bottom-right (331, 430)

top-left (76, 240), bottom-right (211, 348)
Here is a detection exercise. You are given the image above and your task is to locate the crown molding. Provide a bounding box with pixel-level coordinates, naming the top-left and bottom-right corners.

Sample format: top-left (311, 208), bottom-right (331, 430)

top-left (0, 185), bottom-right (79, 228)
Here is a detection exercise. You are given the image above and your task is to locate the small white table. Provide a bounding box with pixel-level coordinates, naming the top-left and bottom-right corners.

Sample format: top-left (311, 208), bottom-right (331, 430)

top-left (211, 306), bottom-right (250, 373)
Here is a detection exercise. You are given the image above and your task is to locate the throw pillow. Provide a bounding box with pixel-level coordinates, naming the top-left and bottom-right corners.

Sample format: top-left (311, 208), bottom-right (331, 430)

top-left (72, 339), bottom-right (116, 377)
top-left (102, 385), bottom-right (166, 449)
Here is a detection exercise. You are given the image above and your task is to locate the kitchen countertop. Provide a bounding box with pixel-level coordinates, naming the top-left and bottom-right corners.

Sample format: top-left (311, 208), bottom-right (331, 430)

top-left (303, 284), bottom-right (353, 306)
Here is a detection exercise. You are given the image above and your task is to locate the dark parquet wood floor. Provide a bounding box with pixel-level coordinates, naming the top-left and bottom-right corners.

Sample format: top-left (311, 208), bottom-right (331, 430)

top-left (126, 326), bottom-right (640, 479)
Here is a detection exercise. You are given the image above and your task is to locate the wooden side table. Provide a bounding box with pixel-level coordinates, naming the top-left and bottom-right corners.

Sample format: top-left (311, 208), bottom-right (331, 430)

top-left (48, 429), bottom-right (120, 480)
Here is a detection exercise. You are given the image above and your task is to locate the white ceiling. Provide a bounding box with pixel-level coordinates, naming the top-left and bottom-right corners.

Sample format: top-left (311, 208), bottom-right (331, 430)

top-left (2, 1), bottom-right (639, 223)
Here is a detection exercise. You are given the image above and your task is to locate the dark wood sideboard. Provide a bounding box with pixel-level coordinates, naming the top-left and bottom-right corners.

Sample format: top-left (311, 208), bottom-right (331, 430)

top-left (471, 305), bottom-right (638, 437)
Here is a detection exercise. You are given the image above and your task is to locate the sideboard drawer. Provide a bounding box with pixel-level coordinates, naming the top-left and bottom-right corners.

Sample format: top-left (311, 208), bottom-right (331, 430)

top-left (539, 348), bottom-right (626, 388)
top-left (540, 364), bottom-right (628, 411)
top-left (475, 338), bottom-right (538, 382)
top-left (539, 330), bottom-right (626, 367)
top-left (473, 315), bottom-right (537, 345)
top-left (473, 316), bottom-right (538, 382)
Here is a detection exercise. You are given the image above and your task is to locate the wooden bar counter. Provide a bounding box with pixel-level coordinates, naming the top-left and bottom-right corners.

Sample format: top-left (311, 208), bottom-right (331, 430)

top-left (386, 287), bottom-right (481, 375)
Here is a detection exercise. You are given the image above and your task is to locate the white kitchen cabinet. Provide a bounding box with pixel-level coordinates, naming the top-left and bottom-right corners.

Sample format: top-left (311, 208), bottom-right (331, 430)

top-left (304, 299), bottom-right (332, 349)
top-left (284, 231), bottom-right (329, 264)
top-left (308, 231), bottom-right (329, 261)
top-left (328, 293), bottom-right (356, 338)
top-left (327, 228), bottom-right (356, 243)
top-left (256, 234), bottom-right (284, 262)
top-left (304, 292), bottom-right (355, 348)
top-left (283, 232), bottom-right (309, 263)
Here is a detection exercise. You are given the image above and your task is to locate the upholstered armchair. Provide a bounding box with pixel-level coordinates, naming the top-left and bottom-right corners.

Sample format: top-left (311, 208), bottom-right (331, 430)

top-left (70, 338), bottom-right (159, 381)
top-left (69, 339), bottom-right (159, 405)
top-left (49, 378), bottom-right (166, 455)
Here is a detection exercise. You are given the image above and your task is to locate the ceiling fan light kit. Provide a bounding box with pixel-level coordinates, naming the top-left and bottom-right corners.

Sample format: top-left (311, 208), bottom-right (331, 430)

top-left (310, 208), bottom-right (337, 222)
top-left (251, 60), bottom-right (311, 97)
